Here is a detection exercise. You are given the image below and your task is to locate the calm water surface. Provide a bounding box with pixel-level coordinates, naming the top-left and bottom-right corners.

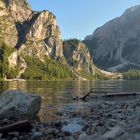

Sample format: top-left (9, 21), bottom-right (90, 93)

top-left (0, 80), bottom-right (140, 121)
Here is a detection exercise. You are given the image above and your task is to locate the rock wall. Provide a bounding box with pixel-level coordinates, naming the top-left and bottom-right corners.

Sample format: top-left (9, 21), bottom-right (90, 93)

top-left (63, 39), bottom-right (94, 74)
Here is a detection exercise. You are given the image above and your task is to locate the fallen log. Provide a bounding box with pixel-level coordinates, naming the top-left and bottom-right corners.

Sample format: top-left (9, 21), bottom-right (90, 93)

top-left (0, 120), bottom-right (32, 137)
top-left (102, 92), bottom-right (139, 98)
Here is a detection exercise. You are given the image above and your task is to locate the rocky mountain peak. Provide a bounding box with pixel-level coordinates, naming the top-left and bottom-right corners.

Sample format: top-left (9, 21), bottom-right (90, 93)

top-left (123, 5), bottom-right (140, 14)
top-left (84, 5), bottom-right (140, 72)
top-left (0, 0), bottom-right (63, 57)
top-left (63, 39), bottom-right (93, 74)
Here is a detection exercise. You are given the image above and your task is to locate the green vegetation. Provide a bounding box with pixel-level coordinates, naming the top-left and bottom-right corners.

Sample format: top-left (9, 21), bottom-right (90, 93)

top-left (6, 67), bottom-right (20, 79)
top-left (0, 40), bottom-right (121, 81)
top-left (21, 56), bottom-right (75, 80)
top-left (78, 68), bottom-right (118, 80)
top-left (63, 38), bottom-right (80, 45)
top-left (123, 69), bottom-right (140, 79)
top-left (93, 72), bottom-right (111, 80)
top-left (78, 71), bottom-right (94, 80)
top-left (0, 41), bottom-right (16, 79)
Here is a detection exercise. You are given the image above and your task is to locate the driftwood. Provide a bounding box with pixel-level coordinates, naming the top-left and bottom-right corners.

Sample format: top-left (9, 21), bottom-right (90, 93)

top-left (102, 92), bottom-right (138, 98)
top-left (73, 88), bottom-right (95, 101)
top-left (80, 88), bottom-right (95, 100)
top-left (73, 89), bottom-right (140, 101)
top-left (0, 120), bottom-right (32, 136)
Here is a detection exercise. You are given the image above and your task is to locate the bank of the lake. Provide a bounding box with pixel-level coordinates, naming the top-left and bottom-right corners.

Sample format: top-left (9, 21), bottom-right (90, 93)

top-left (0, 80), bottom-right (140, 139)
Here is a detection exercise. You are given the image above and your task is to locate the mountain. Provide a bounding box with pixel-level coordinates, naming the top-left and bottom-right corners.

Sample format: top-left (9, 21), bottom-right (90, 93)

top-left (0, 0), bottom-right (72, 80)
top-left (63, 39), bottom-right (94, 79)
top-left (0, 0), bottom-right (119, 80)
top-left (63, 39), bottom-right (119, 80)
top-left (84, 5), bottom-right (140, 72)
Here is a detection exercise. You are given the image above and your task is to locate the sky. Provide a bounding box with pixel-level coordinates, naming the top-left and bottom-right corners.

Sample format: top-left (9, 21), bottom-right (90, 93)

top-left (27, 0), bottom-right (140, 40)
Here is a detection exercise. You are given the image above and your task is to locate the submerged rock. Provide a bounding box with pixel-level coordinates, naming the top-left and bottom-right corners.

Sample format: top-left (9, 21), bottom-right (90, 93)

top-left (62, 118), bottom-right (83, 133)
top-left (0, 90), bottom-right (41, 119)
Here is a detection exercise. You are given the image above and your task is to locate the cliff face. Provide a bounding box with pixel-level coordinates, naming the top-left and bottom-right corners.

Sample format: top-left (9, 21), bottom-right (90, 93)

top-left (0, 0), bottom-right (18, 48)
top-left (84, 5), bottom-right (140, 72)
top-left (0, 0), bottom-right (66, 80)
top-left (5, 0), bottom-right (32, 22)
top-left (63, 39), bottom-right (94, 74)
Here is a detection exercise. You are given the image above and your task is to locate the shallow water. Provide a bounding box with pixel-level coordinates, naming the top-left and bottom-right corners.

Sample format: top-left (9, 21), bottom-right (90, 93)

top-left (0, 80), bottom-right (140, 121)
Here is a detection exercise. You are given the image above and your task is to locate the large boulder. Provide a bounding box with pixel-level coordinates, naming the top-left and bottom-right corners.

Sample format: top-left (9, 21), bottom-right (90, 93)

top-left (0, 90), bottom-right (41, 119)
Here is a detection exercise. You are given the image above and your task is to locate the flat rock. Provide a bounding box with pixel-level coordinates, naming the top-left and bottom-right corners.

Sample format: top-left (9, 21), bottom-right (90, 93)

top-left (0, 90), bottom-right (41, 119)
top-left (103, 126), bottom-right (125, 139)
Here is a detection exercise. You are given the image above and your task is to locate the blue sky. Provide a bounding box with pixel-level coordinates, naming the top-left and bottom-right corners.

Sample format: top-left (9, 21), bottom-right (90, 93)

top-left (27, 0), bottom-right (140, 40)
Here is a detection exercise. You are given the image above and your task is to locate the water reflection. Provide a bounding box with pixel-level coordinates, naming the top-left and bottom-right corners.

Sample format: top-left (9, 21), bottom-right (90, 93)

top-left (0, 80), bottom-right (140, 121)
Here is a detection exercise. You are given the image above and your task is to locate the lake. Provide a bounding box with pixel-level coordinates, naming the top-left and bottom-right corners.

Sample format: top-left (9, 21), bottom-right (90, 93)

top-left (0, 80), bottom-right (140, 121)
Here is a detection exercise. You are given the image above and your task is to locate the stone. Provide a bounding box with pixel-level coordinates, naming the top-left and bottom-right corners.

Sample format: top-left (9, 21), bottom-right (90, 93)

top-left (134, 134), bottom-right (140, 140)
top-left (0, 90), bottom-right (41, 119)
top-left (62, 119), bottom-right (83, 133)
top-left (0, 133), bottom-right (2, 138)
top-left (8, 132), bottom-right (19, 137)
top-left (45, 128), bottom-right (59, 136)
top-left (78, 133), bottom-right (105, 140)
top-left (12, 137), bottom-right (18, 140)
top-left (32, 131), bottom-right (43, 139)
top-left (103, 126), bottom-right (125, 139)
top-left (128, 124), bottom-right (140, 133)
top-left (64, 136), bottom-right (75, 140)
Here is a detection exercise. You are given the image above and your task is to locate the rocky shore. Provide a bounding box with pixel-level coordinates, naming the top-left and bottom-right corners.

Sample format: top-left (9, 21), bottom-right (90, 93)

top-left (0, 90), bottom-right (140, 140)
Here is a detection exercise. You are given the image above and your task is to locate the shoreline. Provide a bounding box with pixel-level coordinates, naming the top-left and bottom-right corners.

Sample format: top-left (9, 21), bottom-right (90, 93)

top-left (0, 94), bottom-right (140, 140)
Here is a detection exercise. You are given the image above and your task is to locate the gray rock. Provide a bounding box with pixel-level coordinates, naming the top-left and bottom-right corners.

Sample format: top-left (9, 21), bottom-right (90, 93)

top-left (78, 133), bottom-right (105, 140)
top-left (128, 124), bottom-right (140, 133)
top-left (0, 90), bottom-right (41, 119)
top-left (62, 119), bottom-right (83, 133)
top-left (64, 136), bottom-right (75, 140)
top-left (8, 132), bottom-right (19, 137)
top-left (103, 126), bottom-right (125, 139)
top-left (134, 134), bottom-right (140, 140)
top-left (0, 133), bottom-right (2, 138)
top-left (32, 131), bottom-right (43, 139)
top-left (45, 128), bottom-right (59, 134)
top-left (12, 137), bottom-right (18, 140)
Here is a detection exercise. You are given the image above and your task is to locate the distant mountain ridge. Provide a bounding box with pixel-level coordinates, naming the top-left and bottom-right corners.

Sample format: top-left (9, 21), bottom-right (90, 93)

top-left (84, 5), bottom-right (140, 72)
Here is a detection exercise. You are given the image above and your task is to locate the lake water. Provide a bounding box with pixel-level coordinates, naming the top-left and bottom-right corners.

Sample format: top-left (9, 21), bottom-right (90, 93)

top-left (0, 80), bottom-right (140, 121)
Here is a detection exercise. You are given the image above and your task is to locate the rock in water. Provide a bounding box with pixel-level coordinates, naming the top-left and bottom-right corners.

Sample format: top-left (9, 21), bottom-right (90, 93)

top-left (0, 90), bottom-right (41, 119)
